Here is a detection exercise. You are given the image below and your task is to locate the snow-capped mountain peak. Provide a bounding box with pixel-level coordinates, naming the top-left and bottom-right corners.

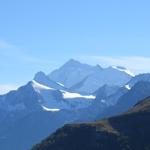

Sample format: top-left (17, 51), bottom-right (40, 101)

top-left (49, 60), bottom-right (133, 93)
top-left (49, 59), bottom-right (94, 88)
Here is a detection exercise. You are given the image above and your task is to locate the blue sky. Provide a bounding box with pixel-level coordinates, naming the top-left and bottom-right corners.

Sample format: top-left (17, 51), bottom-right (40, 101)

top-left (0, 0), bottom-right (150, 93)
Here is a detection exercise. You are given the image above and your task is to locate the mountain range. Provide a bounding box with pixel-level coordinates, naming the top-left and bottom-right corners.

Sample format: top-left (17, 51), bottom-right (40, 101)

top-left (1, 59), bottom-right (150, 150)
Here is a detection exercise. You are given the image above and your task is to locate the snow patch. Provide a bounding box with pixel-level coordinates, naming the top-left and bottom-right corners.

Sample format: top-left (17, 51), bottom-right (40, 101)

top-left (32, 80), bottom-right (54, 92)
top-left (57, 82), bottom-right (65, 87)
top-left (42, 105), bottom-right (60, 112)
top-left (61, 90), bottom-right (95, 99)
top-left (125, 84), bottom-right (131, 90)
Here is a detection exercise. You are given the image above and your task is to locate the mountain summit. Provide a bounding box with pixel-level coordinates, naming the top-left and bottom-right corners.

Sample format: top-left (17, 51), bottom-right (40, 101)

top-left (49, 59), bottom-right (133, 93)
top-left (49, 59), bottom-right (94, 89)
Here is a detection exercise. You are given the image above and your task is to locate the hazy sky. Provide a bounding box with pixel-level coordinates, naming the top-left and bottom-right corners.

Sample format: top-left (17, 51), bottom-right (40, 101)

top-left (0, 0), bottom-right (150, 93)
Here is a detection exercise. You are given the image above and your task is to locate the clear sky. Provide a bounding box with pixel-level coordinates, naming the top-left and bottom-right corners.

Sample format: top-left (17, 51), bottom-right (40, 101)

top-left (0, 0), bottom-right (150, 93)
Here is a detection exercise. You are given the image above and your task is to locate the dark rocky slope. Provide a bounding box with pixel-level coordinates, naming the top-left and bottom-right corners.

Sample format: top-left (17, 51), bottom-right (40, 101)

top-left (32, 97), bottom-right (150, 150)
